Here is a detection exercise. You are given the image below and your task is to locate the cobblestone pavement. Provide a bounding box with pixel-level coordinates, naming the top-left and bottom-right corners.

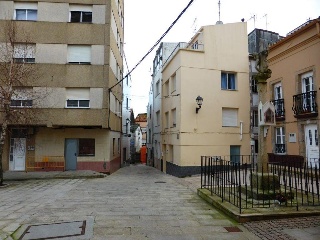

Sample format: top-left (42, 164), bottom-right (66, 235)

top-left (243, 216), bottom-right (320, 240)
top-left (0, 165), bottom-right (259, 240)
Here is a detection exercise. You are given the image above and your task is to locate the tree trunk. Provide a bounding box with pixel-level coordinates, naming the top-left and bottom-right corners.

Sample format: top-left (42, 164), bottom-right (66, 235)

top-left (0, 121), bottom-right (8, 186)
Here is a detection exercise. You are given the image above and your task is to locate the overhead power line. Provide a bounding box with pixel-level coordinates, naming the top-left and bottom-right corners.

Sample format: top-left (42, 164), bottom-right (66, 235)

top-left (110, 0), bottom-right (195, 91)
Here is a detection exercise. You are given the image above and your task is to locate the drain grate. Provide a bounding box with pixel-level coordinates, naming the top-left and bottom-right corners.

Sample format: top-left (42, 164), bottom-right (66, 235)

top-left (154, 181), bottom-right (166, 183)
top-left (224, 226), bottom-right (243, 232)
top-left (19, 221), bottom-right (86, 240)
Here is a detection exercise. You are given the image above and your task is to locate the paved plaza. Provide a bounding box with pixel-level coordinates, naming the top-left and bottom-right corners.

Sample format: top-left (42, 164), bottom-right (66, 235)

top-left (0, 164), bottom-right (319, 239)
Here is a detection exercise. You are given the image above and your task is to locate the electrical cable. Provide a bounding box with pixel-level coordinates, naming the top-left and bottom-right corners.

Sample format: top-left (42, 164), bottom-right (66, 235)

top-left (109, 0), bottom-right (195, 91)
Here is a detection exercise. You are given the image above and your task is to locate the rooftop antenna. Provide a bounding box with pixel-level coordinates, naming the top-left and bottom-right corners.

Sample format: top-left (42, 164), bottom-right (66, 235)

top-left (216, 0), bottom-right (223, 24)
top-left (218, 0), bottom-right (221, 21)
top-left (191, 17), bottom-right (198, 34)
top-left (262, 14), bottom-right (268, 30)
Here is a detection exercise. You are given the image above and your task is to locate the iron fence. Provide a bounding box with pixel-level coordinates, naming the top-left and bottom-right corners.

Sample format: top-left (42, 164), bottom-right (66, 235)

top-left (201, 155), bottom-right (320, 213)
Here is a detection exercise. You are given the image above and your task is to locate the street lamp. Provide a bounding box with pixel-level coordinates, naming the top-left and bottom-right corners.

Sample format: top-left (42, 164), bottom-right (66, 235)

top-left (196, 96), bottom-right (203, 114)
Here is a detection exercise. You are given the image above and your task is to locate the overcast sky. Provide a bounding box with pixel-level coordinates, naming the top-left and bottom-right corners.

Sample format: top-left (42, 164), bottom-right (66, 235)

top-left (124, 0), bottom-right (320, 116)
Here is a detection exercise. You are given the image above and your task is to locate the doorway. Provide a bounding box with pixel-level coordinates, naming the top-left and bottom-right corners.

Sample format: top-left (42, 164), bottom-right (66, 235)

top-left (230, 145), bottom-right (240, 164)
top-left (305, 124), bottom-right (319, 168)
top-left (65, 139), bottom-right (78, 170)
top-left (10, 138), bottom-right (26, 171)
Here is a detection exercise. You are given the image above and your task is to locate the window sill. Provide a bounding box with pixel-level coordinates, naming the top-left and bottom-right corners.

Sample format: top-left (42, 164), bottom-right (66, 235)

top-left (68, 62), bottom-right (91, 65)
top-left (65, 107), bottom-right (90, 109)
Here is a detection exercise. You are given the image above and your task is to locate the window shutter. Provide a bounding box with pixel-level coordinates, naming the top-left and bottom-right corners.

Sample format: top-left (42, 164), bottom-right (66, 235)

top-left (68, 45), bottom-right (91, 63)
top-left (15, 3), bottom-right (37, 9)
top-left (69, 5), bottom-right (92, 12)
top-left (14, 44), bottom-right (35, 58)
top-left (66, 88), bottom-right (90, 100)
top-left (222, 108), bottom-right (238, 127)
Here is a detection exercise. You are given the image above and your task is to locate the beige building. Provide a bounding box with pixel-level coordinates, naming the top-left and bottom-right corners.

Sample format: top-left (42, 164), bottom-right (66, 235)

top-left (161, 22), bottom-right (251, 176)
top-left (266, 18), bottom-right (320, 168)
top-left (0, 0), bottom-right (124, 173)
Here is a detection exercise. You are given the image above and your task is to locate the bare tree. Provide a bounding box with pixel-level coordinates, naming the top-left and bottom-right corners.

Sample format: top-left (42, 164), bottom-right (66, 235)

top-left (0, 21), bottom-right (40, 185)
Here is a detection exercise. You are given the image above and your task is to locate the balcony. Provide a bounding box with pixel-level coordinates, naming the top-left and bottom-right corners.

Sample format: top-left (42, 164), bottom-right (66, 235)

top-left (162, 42), bottom-right (204, 67)
top-left (292, 91), bottom-right (318, 118)
top-left (272, 99), bottom-right (285, 121)
top-left (275, 144), bottom-right (286, 154)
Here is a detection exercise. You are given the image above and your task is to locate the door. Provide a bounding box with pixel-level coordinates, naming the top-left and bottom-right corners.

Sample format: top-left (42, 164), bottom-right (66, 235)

top-left (230, 146), bottom-right (240, 164)
top-left (123, 147), bottom-right (127, 163)
top-left (274, 82), bottom-right (284, 115)
top-left (305, 124), bottom-right (319, 168)
top-left (65, 139), bottom-right (78, 171)
top-left (302, 72), bottom-right (315, 112)
top-left (10, 138), bottom-right (26, 171)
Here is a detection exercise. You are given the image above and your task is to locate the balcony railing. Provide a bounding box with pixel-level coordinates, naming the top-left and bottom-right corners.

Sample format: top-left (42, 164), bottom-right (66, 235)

top-left (275, 144), bottom-right (286, 154)
top-left (272, 99), bottom-right (285, 121)
top-left (162, 42), bottom-right (204, 67)
top-left (292, 91), bottom-right (318, 118)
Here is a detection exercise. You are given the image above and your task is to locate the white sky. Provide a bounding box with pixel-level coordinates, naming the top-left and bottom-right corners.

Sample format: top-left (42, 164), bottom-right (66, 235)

top-left (124, 0), bottom-right (320, 116)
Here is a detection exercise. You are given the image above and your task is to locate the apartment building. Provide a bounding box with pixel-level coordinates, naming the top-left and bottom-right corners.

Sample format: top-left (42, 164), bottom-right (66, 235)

top-left (121, 74), bottom-right (132, 165)
top-left (266, 18), bottom-right (320, 167)
top-left (0, 0), bottom-right (124, 173)
top-left (148, 22), bottom-right (251, 177)
top-left (147, 42), bottom-right (179, 170)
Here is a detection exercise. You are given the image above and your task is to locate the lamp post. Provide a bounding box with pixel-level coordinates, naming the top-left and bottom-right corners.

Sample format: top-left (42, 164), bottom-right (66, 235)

top-left (196, 96), bottom-right (203, 114)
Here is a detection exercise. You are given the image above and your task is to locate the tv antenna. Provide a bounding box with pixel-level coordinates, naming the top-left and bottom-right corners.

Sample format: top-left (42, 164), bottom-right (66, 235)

top-left (191, 17), bottom-right (198, 34)
top-left (262, 14), bottom-right (268, 30)
top-left (218, 0), bottom-right (221, 21)
top-left (216, 0), bottom-right (223, 24)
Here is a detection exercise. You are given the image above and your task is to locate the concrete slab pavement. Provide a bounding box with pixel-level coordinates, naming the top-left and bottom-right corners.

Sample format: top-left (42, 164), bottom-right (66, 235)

top-left (0, 164), bottom-right (259, 240)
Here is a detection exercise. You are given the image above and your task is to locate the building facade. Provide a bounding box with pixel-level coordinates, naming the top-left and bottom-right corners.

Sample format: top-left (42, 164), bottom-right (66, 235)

top-left (150, 22), bottom-right (251, 177)
top-left (121, 74), bottom-right (132, 165)
top-left (0, 0), bottom-right (124, 173)
top-left (147, 42), bottom-right (179, 170)
top-left (266, 18), bottom-right (320, 167)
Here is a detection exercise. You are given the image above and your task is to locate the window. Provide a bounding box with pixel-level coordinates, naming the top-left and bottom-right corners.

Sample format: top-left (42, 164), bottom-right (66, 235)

top-left (66, 88), bottom-right (90, 108)
top-left (192, 41), bottom-right (199, 50)
top-left (253, 110), bottom-right (258, 127)
top-left (164, 81), bottom-right (169, 97)
top-left (251, 76), bottom-right (257, 93)
top-left (171, 74), bottom-right (176, 93)
top-left (78, 139), bottom-right (95, 156)
top-left (118, 138), bottom-right (120, 153)
top-left (155, 80), bottom-right (160, 96)
top-left (171, 108), bottom-right (176, 127)
top-left (67, 45), bottom-right (91, 64)
top-left (165, 112), bottom-right (169, 129)
top-left (15, 3), bottom-right (37, 21)
top-left (69, 5), bottom-right (92, 23)
top-left (10, 100), bottom-right (32, 107)
top-left (222, 108), bottom-right (238, 127)
top-left (113, 138), bottom-right (115, 155)
top-left (13, 44), bottom-right (35, 63)
top-left (275, 127), bottom-right (286, 154)
top-left (221, 72), bottom-right (236, 90)
top-left (156, 111), bottom-right (160, 126)
top-left (10, 88), bottom-right (33, 108)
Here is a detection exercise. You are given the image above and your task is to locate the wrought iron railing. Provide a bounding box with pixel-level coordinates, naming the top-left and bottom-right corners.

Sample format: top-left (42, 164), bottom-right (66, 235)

top-left (201, 155), bottom-right (320, 213)
top-left (272, 99), bottom-right (285, 120)
top-left (292, 91), bottom-right (317, 117)
top-left (275, 144), bottom-right (286, 154)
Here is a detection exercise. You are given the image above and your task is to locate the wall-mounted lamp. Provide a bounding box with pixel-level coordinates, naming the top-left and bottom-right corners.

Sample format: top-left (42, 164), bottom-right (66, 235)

top-left (196, 96), bottom-right (203, 114)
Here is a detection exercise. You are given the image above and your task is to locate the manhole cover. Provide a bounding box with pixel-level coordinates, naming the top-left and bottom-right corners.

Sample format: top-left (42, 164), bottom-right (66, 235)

top-left (224, 226), bottom-right (242, 232)
top-left (19, 221), bottom-right (85, 240)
